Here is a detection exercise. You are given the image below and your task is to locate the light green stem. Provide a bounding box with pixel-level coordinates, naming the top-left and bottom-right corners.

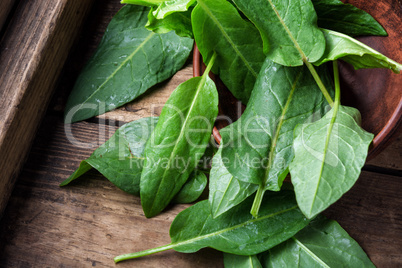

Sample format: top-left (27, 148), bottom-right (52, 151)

top-left (250, 185), bottom-right (266, 218)
top-left (304, 60), bottom-right (334, 107)
top-left (204, 51), bottom-right (217, 76)
top-left (333, 61), bottom-right (341, 104)
top-left (114, 243), bottom-right (174, 263)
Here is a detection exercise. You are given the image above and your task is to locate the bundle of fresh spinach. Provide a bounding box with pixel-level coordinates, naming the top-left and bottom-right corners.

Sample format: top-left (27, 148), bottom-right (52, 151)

top-left (62, 0), bottom-right (402, 266)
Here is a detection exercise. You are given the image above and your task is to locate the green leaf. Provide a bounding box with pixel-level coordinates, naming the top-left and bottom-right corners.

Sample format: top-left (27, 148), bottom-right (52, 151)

top-left (209, 144), bottom-right (258, 218)
top-left (192, 0), bottom-right (265, 104)
top-left (224, 253), bottom-right (262, 268)
top-left (146, 6), bottom-right (193, 38)
top-left (150, 0), bottom-right (195, 19)
top-left (197, 136), bottom-right (218, 170)
top-left (114, 190), bottom-right (310, 262)
top-left (172, 170), bottom-right (207, 203)
top-left (260, 215), bottom-right (375, 267)
top-left (60, 117), bottom-right (158, 196)
top-left (220, 59), bottom-right (332, 192)
top-left (64, 5), bottom-right (193, 123)
top-left (315, 29), bottom-right (402, 73)
top-left (232, 0), bottom-right (326, 66)
top-left (289, 105), bottom-right (374, 219)
top-left (170, 191), bottom-right (308, 255)
top-left (312, 0), bottom-right (387, 36)
top-left (140, 56), bottom-right (219, 218)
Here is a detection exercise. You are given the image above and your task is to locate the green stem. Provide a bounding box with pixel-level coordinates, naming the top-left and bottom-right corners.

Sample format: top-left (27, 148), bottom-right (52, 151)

top-left (304, 60), bottom-right (334, 107)
top-left (332, 61), bottom-right (341, 105)
top-left (203, 51), bottom-right (217, 76)
top-left (250, 185), bottom-right (266, 218)
top-left (114, 243), bottom-right (174, 263)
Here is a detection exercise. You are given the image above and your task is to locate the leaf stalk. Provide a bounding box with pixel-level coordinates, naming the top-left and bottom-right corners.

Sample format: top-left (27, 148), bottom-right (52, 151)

top-left (114, 243), bottom-right (174, 263)
top-left (250, 185), bottom-right (266, 218)
top-left (304, 60), bottom-right (334, 107)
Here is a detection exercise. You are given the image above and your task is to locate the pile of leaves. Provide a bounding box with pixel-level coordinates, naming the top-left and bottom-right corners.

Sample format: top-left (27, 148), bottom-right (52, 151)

top-left (61, 0), bottom-right (402, 266)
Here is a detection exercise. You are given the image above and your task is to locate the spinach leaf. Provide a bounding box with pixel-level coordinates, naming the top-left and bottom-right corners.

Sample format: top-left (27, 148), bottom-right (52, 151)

top-left (60, 116), bottom-right (207, 204)
top-left (64, 5), bottom-right (193, 123)
top-left (224, 253), bottom-right (262, 268)
top-left (290, 104), bottom-right (373, 218)
top-left (140, 54), bottom-right (219, 218)
top-left (197, 136), bottom-right (217, 170)
top-left (260, 215), bottom-right (375, 267)
top-left (312, 0), bottom-right (387, 37)
top-left (146, 7), bottom-right (193, 38)
top-left (314, 29), bottom-right (402, 73)
top-left (172, 170), bottom-right (207, 203)
top-left (192, 0), bottom-right (265, 104)
top-left (120, 0), bottom-right (166, 5)
top-left (232, 0), bottom-right (326, 66)
top-left (122, 0), bottom-right (195, 16)
top-left (60, 117), bottom-right (158, 196)
top-left (149, 0), bottom-right (195, 19)
top-left (220, 58), bottom-right (332, 216)
top-left (114, 190), bottom-right (310, 262)
top-left (209, 144), bottom-right (258, 218)
top-left (289, 62), bottom-right (373, 219)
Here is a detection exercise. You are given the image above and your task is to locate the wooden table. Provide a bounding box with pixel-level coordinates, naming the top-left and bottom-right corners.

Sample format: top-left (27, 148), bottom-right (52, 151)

top-left (0, 0), bottom-right (401, 267)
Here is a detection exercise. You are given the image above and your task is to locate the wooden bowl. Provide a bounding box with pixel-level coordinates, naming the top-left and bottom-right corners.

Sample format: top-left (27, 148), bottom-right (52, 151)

top-left (193, 0), bottom-right (402, 160)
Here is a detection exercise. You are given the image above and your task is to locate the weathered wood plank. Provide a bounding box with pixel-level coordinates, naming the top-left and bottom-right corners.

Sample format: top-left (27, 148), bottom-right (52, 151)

top-left (0, 116), bottom-right (400, 267)
top-left (0, 0), bottom-right (16, 33)
top-left (0, 116), bottom-right (223, 267)
top-left (0, 0), bottom-right (94, 216)
top-left (324, 171), bottom-right (402, 267)
top-left (367, 132), bottom-right (402, 171)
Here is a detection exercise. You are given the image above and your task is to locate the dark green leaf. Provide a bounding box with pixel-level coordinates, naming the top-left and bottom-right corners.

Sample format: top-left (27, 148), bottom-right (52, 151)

top-left (232, 0), bottom-right (326, 66)
top-left (220, 59), bottom-right (332, 191)
top-left (312, 0), bottom-right (387, 37)
top-left (60, 117), bottom-right (158, 196)
top-left (64, 5), bottom-right (193, 123)
top-left (260, 215), bottom-right (375, 267)
top-left (209, 144), bottom-right (258, 218)
top-left (289, 105), bottom-right (374, 219)
top-left (314, 29), bottom-right (402, 73)
top-left (140, 61), bottom-right (219, 217)
top-left (192, 0), bottom-right (265, 103)
top-left (197, 136), bottom-right (218, 170)
top-left (114, 190), bottom-right (310, 263)
top-left (224, 253), bottom-right (262, 268)
top-left (172, 170), bottom-right (208, 203)
top-left (170, 191), bottom-right (308, 255)
top-left (169, 191), bottom-right (309, 255)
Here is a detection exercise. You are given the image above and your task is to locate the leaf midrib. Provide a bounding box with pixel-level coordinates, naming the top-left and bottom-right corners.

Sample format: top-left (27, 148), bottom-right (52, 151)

top-left (197, 0), bottom-right (258, 77)
top-left (266, 0), bottom-right (307, 60)
top-left (149, 75), bottom-right (208, 212)
top-left (292, 237), bottom-right (330, 268)
top-left (173, 205), bottom-right (299, 248)
top-left (214, 174), bottom-right (235, 215)
top-left (263, 70), bottom-right (302, 186)
top-left (75, 32), bottom-right (155, 112)
top-left (309, 103), bottom-right (340, 215)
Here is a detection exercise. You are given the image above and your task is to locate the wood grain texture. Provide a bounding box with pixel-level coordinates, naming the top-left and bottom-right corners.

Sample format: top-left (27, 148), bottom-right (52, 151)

top-left (0, 116), bottom-right (400, 267)
top-left (0, 0), bottom-right (94, 216)
top-left (367, 132), bottom-right (402, 171)
top-left (0, 116), bottom-right (223, 268)
top-left (0, 0), bottom-right (16, 33)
